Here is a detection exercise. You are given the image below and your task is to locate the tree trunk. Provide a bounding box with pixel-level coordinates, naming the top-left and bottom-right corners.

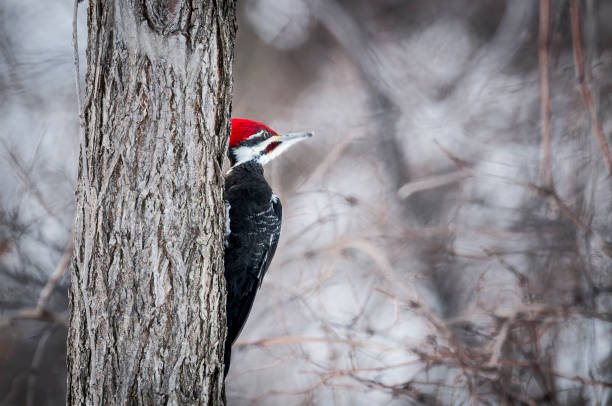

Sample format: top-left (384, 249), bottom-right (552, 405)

top-left (67, 1), bottom-right (236, 405)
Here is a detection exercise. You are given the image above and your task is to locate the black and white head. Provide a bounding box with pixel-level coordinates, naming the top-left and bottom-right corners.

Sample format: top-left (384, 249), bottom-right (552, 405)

top-left (229, 118), bottom-right (313, 167)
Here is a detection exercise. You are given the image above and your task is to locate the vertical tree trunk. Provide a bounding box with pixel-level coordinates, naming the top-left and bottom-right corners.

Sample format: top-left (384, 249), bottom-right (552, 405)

top-left (67, 1), bottom-right (236, 405)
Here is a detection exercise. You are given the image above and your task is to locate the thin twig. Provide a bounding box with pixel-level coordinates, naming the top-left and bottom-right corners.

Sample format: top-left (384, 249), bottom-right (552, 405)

top-left (528, 183), bottom-right (589, 231)
top-left (35, 233), bottom-right (73, 313)
top-left (487, 316), bottom-right (513, 367)
top-left (26, 328), bottom-right (54, 406)
top-left (10, 309), bottom-right (68, 326)
top-left (398, 169), bottom-right (472, 200)
top-left (433, 140), bottom-right (471, 169)
top-left (570, 0), bottom-right (612, 174)
top-left (1, 237), bottom-right (73, 327)
top-left (238, 335), bottom-right (405, 352)
top-left (539, 0), bottom-right (553, 187)
top-left (496, 359), bottom-right (612, 388)
top-left (1, 143), bottom-right (65, 226)
top-left (254, 372), bottom-right (338, 403)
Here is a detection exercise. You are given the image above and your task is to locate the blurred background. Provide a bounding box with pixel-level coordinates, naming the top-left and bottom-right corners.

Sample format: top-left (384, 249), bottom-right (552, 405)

top-left (1, 0), bottom-right (612, 405)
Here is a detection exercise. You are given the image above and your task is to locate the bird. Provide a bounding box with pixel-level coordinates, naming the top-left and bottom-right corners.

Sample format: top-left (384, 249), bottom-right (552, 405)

top-left (223, 117), bottom-right (312, 377)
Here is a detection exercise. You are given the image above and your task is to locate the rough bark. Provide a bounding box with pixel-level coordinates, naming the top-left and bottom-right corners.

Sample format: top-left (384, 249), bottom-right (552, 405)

top-left (67, 1), bottom-right (236, 405)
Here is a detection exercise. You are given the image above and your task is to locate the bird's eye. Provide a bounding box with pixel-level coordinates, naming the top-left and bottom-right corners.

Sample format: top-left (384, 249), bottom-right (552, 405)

top-left (255, 130), bottom-right (269, 142)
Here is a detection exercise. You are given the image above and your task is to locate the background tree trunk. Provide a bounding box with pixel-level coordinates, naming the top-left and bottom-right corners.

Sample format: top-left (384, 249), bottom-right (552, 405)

top-left (67, 1), bottom-right (236, 405)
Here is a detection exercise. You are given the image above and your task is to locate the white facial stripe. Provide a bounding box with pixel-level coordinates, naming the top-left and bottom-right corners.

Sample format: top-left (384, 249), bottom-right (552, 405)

top-left (232, 145), bottom-right (259, 166)
top-left (232, 136), bottom-right (281, 167)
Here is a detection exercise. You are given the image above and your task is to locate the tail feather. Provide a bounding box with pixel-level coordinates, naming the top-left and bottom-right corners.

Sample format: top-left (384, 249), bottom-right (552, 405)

top-left (224, 347), bottom-right (231, 377)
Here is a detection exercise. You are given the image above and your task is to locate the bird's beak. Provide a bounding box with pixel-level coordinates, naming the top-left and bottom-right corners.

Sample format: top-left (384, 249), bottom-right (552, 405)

top-left (257, 130), bottom-right (313, 165)
top-left (271, 131), bottom-right (314, 142)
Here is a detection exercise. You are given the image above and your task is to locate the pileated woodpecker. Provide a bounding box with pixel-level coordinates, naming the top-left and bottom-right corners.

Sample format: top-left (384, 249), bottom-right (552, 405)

top-left (223, 118), bottom-right (312, 377)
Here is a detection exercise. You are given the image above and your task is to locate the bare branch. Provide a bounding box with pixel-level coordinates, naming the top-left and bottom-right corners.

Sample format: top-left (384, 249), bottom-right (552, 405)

top-left (1, 236), bottom-right (72, 327)
top-left (570, 0), bottom-right (612, 174)
top-left (539, 0), bottom-right (553, 188)
top-left (25, 328), bottom-right (54, 406)
top-left (35, 233), bottom-right (73, 313)
top-left (1, 143), bottom-right (66, 226)
top-left (398, 169), bottom-right (471, 200)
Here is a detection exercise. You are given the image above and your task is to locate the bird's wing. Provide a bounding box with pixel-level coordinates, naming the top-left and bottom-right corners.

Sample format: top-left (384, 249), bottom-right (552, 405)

top-left (225, 197), bottom-right (282, 347)
top-left (258, 195), bottom-right (282, 287)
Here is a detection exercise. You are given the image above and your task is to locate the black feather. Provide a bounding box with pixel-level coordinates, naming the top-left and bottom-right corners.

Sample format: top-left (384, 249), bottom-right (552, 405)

top-left (223, 161), bottom-right (282, 377)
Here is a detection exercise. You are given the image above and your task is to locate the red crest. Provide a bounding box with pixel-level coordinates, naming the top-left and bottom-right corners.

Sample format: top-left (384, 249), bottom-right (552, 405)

top-left (230, 118), bottom-right (277, 147)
